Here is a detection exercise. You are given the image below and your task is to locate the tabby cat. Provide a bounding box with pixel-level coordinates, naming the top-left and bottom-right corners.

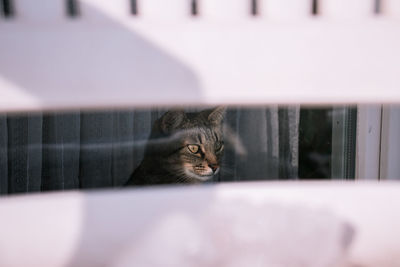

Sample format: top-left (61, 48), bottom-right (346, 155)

top-left (125, 107), bottom-right (225, 186)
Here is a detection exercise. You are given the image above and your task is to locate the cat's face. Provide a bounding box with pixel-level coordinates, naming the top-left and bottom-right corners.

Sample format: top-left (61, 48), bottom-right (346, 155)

top-left (154, 107), bottom-right (225, 182)
top-left (178, 127), bottom-right (224, 181)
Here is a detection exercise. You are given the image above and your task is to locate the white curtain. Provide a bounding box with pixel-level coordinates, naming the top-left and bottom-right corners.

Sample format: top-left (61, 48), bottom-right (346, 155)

top-left (0, 107), bottom-right (300, 194)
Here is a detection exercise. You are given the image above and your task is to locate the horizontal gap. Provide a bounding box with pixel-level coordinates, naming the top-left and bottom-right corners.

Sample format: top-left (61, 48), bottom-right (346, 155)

top-left (66, 0), bottom-right (80, 17)
top-left (375, 0), bottom-right (381, 14)
top-left (312, 0), bottom-right (318, 15)
top-left (191, 0), bottom-right (198, 16)
top-left (131, 0), bottom-right (138, 15)
top-left (1, 0), bottom-right (14, 18)
top-left (251, 0), bottom-right (257, 16)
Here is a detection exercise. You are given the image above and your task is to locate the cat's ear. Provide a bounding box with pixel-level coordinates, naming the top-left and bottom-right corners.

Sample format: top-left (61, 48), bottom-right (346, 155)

top-left (160, 109), bottom-right (186, 134)
top-left (203, 106), bottom-right (226, 125)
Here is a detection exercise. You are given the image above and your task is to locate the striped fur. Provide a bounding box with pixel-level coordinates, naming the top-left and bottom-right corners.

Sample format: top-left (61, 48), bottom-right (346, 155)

top-left (125, 107), bottom-right (225, 186)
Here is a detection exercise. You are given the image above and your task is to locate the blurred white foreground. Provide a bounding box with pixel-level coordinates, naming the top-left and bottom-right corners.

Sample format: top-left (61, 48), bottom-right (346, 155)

top-left (2, 1), bottom-right (400, 111)
top-left (0, 182), bottom-right (399, 267)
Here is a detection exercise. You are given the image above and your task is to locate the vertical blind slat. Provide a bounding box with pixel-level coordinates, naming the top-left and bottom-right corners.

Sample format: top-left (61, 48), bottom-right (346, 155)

top-left (132, 110), bottom-right (153, 173)
top-left (0, 116), bottom-right (7, 194)
top-left (236, 108), bottom-right (281, 180)
top-left (278, 107), bottom-right (300, 179)
top-left (42, 113), bottom-right (80, 191)
top-left (79, 112), bottom-right (114, 188)
top-left (111, 111), bottom-right (135, 186)
top-left (7, 115), bottom-right (42, 193)
top-left (220, 108), bottom-right (238, 182)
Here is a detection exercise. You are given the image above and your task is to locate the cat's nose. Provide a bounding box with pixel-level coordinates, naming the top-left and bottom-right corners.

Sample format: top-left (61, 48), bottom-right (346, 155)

top-left (209, 164), bottom-right (219, 173)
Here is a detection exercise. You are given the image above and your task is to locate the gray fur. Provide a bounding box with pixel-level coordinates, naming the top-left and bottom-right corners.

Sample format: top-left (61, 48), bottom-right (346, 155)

top-left (125, 107), bottom-right (225, 186)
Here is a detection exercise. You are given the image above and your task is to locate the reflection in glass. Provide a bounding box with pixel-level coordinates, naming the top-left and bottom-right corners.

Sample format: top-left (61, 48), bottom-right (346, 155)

top-left (0, 105), bottom-right (357, 194)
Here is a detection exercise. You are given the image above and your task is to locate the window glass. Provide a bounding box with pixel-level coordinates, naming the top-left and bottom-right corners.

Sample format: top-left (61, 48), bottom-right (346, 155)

top-left (299, 106), bottom-right (357, 179)
top-left (0, 105), bottom-right (357, 194)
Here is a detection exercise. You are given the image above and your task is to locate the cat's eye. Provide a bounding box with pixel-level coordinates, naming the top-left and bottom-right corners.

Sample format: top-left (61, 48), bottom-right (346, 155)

top-left (215, 141), bottom-right (224, 152)
top-left (187, 144), bottom-right (200, 154)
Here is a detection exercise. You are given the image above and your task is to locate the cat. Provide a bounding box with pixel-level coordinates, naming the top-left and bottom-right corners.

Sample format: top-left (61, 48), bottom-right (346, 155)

top-left (125, 107), bottom-right (226, 186)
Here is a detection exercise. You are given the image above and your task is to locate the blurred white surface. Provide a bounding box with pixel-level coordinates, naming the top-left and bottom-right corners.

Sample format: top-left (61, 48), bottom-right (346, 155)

top-left (1, 1), bottom-right (400, 112)
top-left (0, 182), bottom-right (400, 267)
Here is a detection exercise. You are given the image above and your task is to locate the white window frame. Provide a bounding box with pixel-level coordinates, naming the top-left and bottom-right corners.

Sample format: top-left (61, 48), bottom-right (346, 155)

top-left (356, 105), bottom-right (382, 180)
top-left (356, 105), bottom-right (400, 180)
top-left (380, 105), bottom-right (400, 179)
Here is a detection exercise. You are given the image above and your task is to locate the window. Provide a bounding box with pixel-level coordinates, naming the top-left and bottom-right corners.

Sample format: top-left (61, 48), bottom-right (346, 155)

top-left (1, 1), bottom-right (400, 266)
top-left (0, 104), bottom-right (363, 194)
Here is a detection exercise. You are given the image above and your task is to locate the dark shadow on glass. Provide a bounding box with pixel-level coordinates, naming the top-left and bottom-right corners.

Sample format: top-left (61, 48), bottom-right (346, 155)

top-left (299, 107), bottom-right (332, 179)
